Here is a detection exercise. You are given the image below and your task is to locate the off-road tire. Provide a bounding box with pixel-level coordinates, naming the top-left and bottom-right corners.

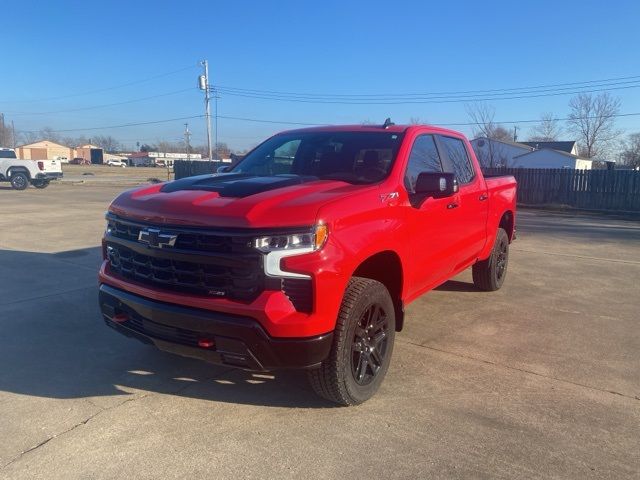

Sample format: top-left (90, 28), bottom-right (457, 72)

top-left (10, 172), bottom-right (29, 190)
top-left (32, 179), bottom-right (49, 189)
top-left (472, 227), bottom-right (509, 291)
top-left (308, 277), bottom-right (395, 406)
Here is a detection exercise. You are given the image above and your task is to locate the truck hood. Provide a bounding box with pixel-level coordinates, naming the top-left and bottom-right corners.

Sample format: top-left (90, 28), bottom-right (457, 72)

top-left (109, 174), bottom-right (371, 228)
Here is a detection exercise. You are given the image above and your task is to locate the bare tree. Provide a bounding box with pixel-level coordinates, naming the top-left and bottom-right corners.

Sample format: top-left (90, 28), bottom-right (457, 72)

top-left (37, 126), bottom-right (61, 143)
top-left (529, 113), bottom-right (564, 142)
top-left (155, 140), bottom-right (184, 153)
top-left (92, 135), bottom-right (121, 153)
top-left (215, 142), bottom-right (231, 158)
top-left (466, 103), bottom-right (512, 167)
top-left (409, 116), bottom-right (425, 125)
top-left (0, 114), bottom-right (14, 147)
top-left (19, 131), bottom-right (40, 144)
top-left (619, 132), bottom-right (640, 169)
top-left (567, 93), bottom-right (621, 159)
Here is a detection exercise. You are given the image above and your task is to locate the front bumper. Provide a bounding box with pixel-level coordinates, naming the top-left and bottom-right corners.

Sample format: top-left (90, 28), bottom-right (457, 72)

top-left (99, 284), bottom-right (333, 371)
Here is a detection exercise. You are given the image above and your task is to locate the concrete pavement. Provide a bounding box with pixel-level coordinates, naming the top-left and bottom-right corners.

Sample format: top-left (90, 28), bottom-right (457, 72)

top-left (0, 184), bottom-right (638, 479)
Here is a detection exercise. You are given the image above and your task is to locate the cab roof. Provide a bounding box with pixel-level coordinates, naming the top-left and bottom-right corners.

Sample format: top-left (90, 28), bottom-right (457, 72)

top-left (280, 123), bottom-right (465, 138)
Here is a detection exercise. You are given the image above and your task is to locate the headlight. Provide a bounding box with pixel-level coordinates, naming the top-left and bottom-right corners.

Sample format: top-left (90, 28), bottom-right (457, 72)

top-left (254, 225), bottom-right (328, 253)
top-left (255, 225), bottom-right (328, 279)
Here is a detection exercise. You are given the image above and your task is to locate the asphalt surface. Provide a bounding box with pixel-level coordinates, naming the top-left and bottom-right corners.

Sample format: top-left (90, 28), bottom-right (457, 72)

top-left (1, 183), bottom-right (639, 479)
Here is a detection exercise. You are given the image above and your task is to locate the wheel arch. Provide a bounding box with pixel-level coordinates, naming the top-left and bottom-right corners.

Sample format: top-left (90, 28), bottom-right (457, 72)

top-left (352, 250), bottom-right (405, 331)
top-left (499, 210), bottom-right (515, 242)
top-left (8, 166), bottom-right (31, 179)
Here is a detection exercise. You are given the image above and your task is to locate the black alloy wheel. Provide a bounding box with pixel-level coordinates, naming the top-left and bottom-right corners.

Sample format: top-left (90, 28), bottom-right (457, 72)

top-left (351, 303), bottom-right (390, 386)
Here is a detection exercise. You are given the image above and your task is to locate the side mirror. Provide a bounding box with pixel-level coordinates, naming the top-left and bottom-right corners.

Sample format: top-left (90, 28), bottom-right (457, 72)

top-left (216, 165), bottom-right (231, 173)
top-left (414, 172), bottom-right (459, 198)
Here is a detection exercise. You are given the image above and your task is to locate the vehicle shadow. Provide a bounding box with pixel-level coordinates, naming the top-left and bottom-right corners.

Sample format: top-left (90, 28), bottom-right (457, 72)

top-left (435, 280), bottom-right (479, 292)
top-left (0, 247), bottom-right (335, 409)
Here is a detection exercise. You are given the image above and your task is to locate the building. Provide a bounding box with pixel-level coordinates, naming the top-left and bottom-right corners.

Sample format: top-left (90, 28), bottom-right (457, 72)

top-left (75, 144), bottom-right (104, 164)
top-left (469, 138), bottom-right (533, 167)
top-left (15, 140), bottom-right (75, 161)
top-left (512, 149), bottom-right (592, 169)
top-left (520, 141), bottom-right (578, 155)
top-left (127, 151), bottom-right (202, 167)
top-left (470, 137), bottom-right (591, 169)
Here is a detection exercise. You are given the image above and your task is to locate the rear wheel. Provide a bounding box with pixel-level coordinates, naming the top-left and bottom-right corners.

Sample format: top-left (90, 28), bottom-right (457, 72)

top-left (308, 277), bottom-right (395, 406)
top-left (10, 172), bottom-right (29, 190)
top-left (32, 179), bottom-right (49, 189)
top-left (472, 227), bottom-right (509, 291)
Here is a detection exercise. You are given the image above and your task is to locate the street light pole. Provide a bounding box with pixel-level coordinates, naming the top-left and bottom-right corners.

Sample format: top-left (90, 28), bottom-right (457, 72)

top-left (200, 60), bottom-right (213, 161)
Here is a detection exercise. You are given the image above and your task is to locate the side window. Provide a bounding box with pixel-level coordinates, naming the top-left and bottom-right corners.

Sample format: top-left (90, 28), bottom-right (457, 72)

top-left (272, 140), bottom-right (300, 174)
top-left (438, 136), bottom-right (475, 184)
top-left (404, 135), bottom-right (443, 193)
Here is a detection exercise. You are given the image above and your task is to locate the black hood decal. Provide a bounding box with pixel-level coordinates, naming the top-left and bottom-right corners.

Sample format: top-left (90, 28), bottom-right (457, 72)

top-left (160, 174), bottom-right (320, 198)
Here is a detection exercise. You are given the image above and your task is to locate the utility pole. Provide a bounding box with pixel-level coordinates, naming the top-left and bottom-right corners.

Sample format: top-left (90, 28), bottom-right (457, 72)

top-left (513, 125), bottom-right (519, 142)
top-left (199, 60), bottom-right (213, 160)
top-left (11, 120), bottom-right (16, 148)
top-left (184, 123), bottom-right (191, 161)
top-left (213, 88), bottom-right (219, 160)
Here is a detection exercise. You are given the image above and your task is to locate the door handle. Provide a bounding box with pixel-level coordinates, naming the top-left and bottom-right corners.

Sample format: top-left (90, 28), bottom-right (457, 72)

top-left (479, 193), bottom-right (488, 201)
top-left (447, 203), bottom-right (459, 209)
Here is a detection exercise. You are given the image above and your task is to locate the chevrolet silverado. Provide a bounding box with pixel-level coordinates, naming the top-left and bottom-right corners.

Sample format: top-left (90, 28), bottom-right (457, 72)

top-left (98, 122), bottom-right (516, 405)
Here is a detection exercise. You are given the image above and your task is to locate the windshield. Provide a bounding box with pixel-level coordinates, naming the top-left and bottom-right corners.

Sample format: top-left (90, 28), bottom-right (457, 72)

top-left (231, 131), bottom-right (404, 184)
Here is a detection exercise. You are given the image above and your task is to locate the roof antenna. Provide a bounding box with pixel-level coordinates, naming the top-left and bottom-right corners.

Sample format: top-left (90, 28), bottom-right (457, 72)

top-left (382, 117), bottom-right (395, 129)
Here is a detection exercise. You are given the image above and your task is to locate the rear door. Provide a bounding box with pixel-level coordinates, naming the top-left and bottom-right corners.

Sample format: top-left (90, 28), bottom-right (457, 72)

top-left (436, 135), bottom-right (488, 269)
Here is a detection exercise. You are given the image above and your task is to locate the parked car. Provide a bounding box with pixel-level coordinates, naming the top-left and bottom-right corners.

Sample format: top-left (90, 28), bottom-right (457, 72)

top-left (0, 148), bottom-right (63, 189)
top-left (106, 159), bottom-right (127, 167)
top-left (69, 157), bottom-right (90, 165)
top-left (98, 123), bottom-right (517, 405)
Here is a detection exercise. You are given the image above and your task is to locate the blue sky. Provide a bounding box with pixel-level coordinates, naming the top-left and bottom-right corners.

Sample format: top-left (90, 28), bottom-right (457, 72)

top-left (2, 0), bottom-right (639, 151)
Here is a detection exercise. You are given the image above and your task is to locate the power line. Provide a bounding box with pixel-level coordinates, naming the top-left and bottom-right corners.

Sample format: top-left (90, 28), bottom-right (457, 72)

top-left (213, 74), bottom-right (640, 99)
top-left (6, 88), bottom-right (195, 116)
top-left (14, 111), bottom-right (640, 135)
top-left (17, 115), bottom-right (205, 133)
top-left (0, 64), bottom-right (199, 104)
top-left (219, 112), bottom-right (640, 127)
top-left (213, 83), bottom-right (640, 105)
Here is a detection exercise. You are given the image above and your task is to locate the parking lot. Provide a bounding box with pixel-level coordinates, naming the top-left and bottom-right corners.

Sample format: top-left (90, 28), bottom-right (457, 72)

top-left (1, 183), bottom-right (639, 479)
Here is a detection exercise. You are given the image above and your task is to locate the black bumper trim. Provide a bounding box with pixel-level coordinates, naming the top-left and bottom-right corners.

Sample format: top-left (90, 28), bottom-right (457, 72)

top-left (36, 172), bottom-right (63, 180)
top-left (99, 284), bottom-right (333, 371)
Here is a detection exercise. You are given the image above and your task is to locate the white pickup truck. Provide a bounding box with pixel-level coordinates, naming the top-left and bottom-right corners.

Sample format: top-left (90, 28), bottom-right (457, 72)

top-left (0, 148), bottom-right (63, 190)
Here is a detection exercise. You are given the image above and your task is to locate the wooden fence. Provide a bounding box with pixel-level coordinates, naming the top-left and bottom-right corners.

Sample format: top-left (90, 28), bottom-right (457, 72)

top-left (173, 160), bottom-right (224, 180)
top-left (484, 168), bottom-right (640, 212)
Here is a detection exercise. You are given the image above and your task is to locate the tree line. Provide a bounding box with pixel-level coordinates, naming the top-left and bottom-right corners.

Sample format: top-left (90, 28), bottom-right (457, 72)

top-left (0, 123), bottom-right (235, 159)
top-left (467, 92), bottom-right (639, 168)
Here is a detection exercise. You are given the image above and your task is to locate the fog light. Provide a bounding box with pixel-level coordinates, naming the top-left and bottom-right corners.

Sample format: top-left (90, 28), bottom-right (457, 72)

top-left (198, 339), bottom-right (215, 348)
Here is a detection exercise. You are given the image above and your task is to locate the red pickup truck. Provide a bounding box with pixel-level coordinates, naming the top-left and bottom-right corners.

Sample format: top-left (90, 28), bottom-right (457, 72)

top-left (99, 122), bottom-right (516, 405)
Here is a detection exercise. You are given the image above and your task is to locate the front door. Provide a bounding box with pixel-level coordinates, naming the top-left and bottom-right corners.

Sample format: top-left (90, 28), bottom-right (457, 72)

top-left (401, 134), bottom-right (462, 298)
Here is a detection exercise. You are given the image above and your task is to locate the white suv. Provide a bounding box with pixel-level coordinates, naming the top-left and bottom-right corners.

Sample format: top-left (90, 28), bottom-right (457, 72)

top-left (106, 159), bottom-right (127, 167)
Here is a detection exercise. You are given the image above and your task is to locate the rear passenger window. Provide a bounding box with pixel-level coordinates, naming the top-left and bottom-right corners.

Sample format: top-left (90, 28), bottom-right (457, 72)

top-left (404, 135), bottom-right (443, 193)
top-left (438, 136), bottom-right (475, 184)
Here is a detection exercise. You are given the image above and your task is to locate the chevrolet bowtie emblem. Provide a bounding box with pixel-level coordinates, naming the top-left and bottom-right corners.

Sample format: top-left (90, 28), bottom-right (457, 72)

top-left (138, 228), bottom-right (178, 248)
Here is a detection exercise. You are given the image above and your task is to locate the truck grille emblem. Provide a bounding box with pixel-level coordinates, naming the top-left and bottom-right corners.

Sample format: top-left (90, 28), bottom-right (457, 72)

top-left (138, 228), bottom-right (178, 249)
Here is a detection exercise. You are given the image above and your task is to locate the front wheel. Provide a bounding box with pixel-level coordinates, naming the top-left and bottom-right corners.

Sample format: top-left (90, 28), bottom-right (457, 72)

top-left (308, 277), bottom-right (395, 406)
top-left (472, 227), bottom-right (509, 291)
top-left (10, 172), bottom-right (29, 190)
